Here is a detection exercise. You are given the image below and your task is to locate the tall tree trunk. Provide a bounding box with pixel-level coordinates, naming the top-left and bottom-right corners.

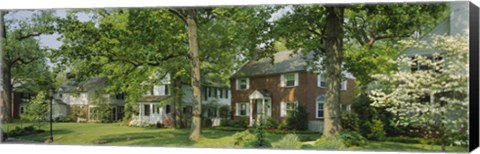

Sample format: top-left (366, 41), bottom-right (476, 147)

top-left (186, 9), bottom-right (202, 141)
top-left (0, 10), bottom-right (4, 142)
top-left (0, 11), bottom-right (11, 123)
top-left (172, 74), bottom-right (184, 128)
top-left (323, 6), bottom-right (344, 137)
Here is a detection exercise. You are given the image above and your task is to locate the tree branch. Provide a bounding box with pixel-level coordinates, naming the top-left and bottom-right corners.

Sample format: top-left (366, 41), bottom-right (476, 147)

top-left (17, 32), bottom-right (42, 41)
top-left (169, 8), bottom-right (187, 24)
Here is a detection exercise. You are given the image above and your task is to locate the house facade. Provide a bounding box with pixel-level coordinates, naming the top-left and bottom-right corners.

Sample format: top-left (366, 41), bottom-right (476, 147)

top-left (10, 91), bottom-right (34, 119)
top-left (135, 74), bottom-right (231, 127)
top-left (53, 77), bottom-right (125, 122)
top-left (230, 50), bottom-right (355, 132)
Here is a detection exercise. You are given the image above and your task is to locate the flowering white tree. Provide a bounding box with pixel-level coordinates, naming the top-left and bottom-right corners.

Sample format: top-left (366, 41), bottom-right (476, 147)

top-left (368, 34), bottom-right (468, 151)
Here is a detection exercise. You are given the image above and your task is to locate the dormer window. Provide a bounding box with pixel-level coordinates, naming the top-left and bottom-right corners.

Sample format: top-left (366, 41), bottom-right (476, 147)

top-left (236, 78), bottom-right (249, 90)
top-left (281, 73), bottom-right (298, 87)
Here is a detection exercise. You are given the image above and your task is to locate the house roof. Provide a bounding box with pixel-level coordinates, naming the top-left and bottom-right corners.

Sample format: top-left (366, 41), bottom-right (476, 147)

top-left (401, 17), bottom-right (450, 57)
top-left (230, 50), bottom-right (355, 79)
top-left (59, 77), bottom-right (108, 93)
top-left (137, 95), bottom-right (171, 103)
top-left (231, 50), bottom-right (311, 79)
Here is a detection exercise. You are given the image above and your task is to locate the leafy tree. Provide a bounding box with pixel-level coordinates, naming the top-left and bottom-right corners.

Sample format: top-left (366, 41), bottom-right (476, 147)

top-left (286, 103), bottom-right (308, 131)
top-left (270, 3), bottom-right (448, 137)
top-left (0, 10), bottom-right (56, 122)
top-left (21, 91), bottom-right (49, 129)
top-left (54, 7), bottom-right (274, 141)
top-left (369, 35), bottom-right (469, 151)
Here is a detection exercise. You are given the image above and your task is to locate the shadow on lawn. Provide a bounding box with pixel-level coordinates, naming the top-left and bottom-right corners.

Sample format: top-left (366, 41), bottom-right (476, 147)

top-left (357, 142), bottom-right (428, 152)
top-left (95, 128), bottom-right (239, 147)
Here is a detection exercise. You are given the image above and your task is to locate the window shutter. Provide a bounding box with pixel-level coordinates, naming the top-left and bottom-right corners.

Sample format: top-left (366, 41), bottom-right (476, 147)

top-left (317, 74), bottom-right (321, 87)
top-left (236, 79), bottom-right (239, 90)
top-left (246, 78), bottom-right (250, 89)
top-left (246, 103), bottom-right (250, 115)
top-left (294, 73), bottom-right (299, 86)
top-left (235, 103), bottom-right (240, 116)
top-left (280, 75), bottom-right (285, 87)
top-left (280, 102), bottom-right (286, 117)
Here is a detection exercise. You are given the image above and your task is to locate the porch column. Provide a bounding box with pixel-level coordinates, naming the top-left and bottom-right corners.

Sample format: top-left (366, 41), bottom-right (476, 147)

top-left (139, 104), bottom-right (142, 122)
top-left (262, 99), bottom-right (265, 124)
top-left (249, 99), bottom-right (253, 127)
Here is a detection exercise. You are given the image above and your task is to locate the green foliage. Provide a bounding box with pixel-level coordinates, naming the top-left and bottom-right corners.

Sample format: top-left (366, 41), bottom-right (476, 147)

top-left (340, 111), bottom-right (360, 132)
top-left (339, 131), bottom-right (368, 147)
top-left (232, 130), bottom-right (256, 147)
top-left (69, 105), bottom-right (87, 121)
top-left (21, 92), bottom-right (49, 128)
top-left (314, 135), bottom-right (346, 150)
top-left (221, 117), bottom-right (249, 128)
top-left (277, 120), bottom-right (288, 130)
top-left (273, 134), bottom-right (303, 149)
top-left (7, 125), bottom-right (45, 137)
top-left (367, 119), bottom-right (385, 140)
top-left (89, 100), bottom-right (113, 123)
top-left (265, 117), bottom-right (279, 129)
top-left (245, 125), bottom-right (271, 148)
top-left (286, 103), bottom-right (308, 131)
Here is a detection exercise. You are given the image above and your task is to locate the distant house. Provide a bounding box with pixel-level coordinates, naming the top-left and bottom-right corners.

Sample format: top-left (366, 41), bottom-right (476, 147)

top-left (230, 50), bottom-right (356, 132)
top-left (402, 2), bottom-right (468, 58)
top-left (134, 74), bottom-right (231, 127)
top-left (53, 77), bottom-right (125, 122)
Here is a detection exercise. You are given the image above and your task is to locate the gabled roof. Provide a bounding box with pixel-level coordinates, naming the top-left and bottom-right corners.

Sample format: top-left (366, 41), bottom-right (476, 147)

top-left (402, 17), bottom-right (450, 57)
top-left (231, 50), bottom-right (312, 78)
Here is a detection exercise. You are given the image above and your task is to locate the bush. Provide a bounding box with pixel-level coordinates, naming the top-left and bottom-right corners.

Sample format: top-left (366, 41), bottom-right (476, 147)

top-left (314, 135), bottom-right (346, 150)
top-left (7, 125), bottom-right (45, 137)
top-left (286, 103), bottom-right (308, 131)
top-left (340, 111), bottom-right (360, 132)
top-left (273, 134), bottom-right (303, 149)
top-left (265, 118), bottom-right (279, 129)
top-left (277, 120), bottom-right (288, 130)
top-left (245, 125), bottom-right (271, 148)
top-left (232, 130), bottom-right (256, 147)
top-left (221, 117), bottom-right (249, 128)
top-left (367, 119), bottom-right (385, 140)
top-left (339, 131), bottom-right (368, 147)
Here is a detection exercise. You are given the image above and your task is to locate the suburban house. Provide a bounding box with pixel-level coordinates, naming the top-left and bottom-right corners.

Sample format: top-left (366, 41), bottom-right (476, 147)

top-left (134, 74), bottom-right (231, 127)
top-left (402, 2), bottom-right (468, 58)
top-left (230, 50), bottom-right (356, 132)
top-left (53, 77), bottom-right (125, 122)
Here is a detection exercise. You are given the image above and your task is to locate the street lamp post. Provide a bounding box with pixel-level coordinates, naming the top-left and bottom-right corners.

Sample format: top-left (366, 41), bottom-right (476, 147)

top-left (48, 89), bottom-right (54, 143)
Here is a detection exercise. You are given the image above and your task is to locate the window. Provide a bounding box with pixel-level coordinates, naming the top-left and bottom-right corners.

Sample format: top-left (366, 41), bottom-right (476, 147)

top-left (115, 93), bottom-right (125, 100)
top-left (341, 80), bottom-right (347, 91)
top-left (165, 104), bottom-right (171, 114)
top-left (281, 73), bottom-right (298, 87)
top-left (280, 101), bottom-right (298, 117)
top-left (316, 95), bottom-right (325, 119)
top-left (225, 89), bottom-right (229, 98)
top-left (235, 102), bottom-right (249, 116)
top-left (236, 78), bottom-right (249, 90)
top-left (19, 106), bottom-right (25, 114)
top-left (411, 56), bottom-right (444, 72)
top-left (318, 74), bottom-right (326, 88)
top-left (203, 87), bottom-right (208, 101)
top-left (340, 104), bottom-right (351, 112)
top-left (143, 104), bottom-right (150, 116)
top-left (153, 85), bottom-right (169, 96)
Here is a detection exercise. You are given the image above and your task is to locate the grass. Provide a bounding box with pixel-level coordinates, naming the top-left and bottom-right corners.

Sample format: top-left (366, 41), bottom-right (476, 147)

top-left (1, 122), bottom-right (468, 152)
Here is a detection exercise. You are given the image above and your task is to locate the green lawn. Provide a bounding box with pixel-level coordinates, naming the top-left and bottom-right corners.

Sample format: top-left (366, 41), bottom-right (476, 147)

top-left (1, 122), bottom-right (468, 152)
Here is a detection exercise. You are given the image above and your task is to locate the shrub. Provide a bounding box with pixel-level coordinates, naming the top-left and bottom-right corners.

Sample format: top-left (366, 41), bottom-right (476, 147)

top-left (340, 111), bottom-right (360, 132)
top-left (221, 117), bottom-right (249, 128)
top-left (232, 130), bottom-right (256, 147)
top-left (286, 103), bottom-right (308, 131)
top-left (277, 120), bottom-right (288, 130)
top-left (245, 125), bottom-right (271, 148)
top-left (265, 118), bottom-right (279, 129)
top-left (273, 134), bottom-right (303, 149)
top-left (339, 131), bottom-right (368, 147)
top-left (367, 119), bottom-right (385, 140)
top-left (314, 135), bottom-right (346, 150)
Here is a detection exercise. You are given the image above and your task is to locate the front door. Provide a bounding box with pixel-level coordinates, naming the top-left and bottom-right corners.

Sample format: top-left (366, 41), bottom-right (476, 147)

top-left (256, 98), bottom-right (271, 124)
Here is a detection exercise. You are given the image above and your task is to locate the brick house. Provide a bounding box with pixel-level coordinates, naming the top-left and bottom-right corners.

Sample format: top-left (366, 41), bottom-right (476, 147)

top-left (230, 50), bottom-right (356, 132)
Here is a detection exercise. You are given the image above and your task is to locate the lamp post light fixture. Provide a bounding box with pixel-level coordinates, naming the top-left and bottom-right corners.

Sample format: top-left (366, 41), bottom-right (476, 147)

top-left (48, 88), bottom-right (54, 143)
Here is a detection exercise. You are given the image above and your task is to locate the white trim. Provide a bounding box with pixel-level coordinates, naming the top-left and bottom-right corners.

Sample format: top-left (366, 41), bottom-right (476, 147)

top-left (235, 102), bottom-right (249, 116)
top-left (341, 80), bottom-right (347, 91)
top-left (236, 78), bottom-right (249, 90)
top-left (281, 72), bottom-right (298, 87)
top-left (317, 73), bottom-right (326, 88)
top-left (280, 101), bottom-right (286, 117)
top-left (316, 95), bottom-right (325, 119)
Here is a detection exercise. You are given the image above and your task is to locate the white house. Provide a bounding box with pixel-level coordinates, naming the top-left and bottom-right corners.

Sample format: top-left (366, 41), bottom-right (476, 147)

top-left (53, 77), bottom-right (125, 122)
top-left (134, 74), bottom-right (231, 127)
